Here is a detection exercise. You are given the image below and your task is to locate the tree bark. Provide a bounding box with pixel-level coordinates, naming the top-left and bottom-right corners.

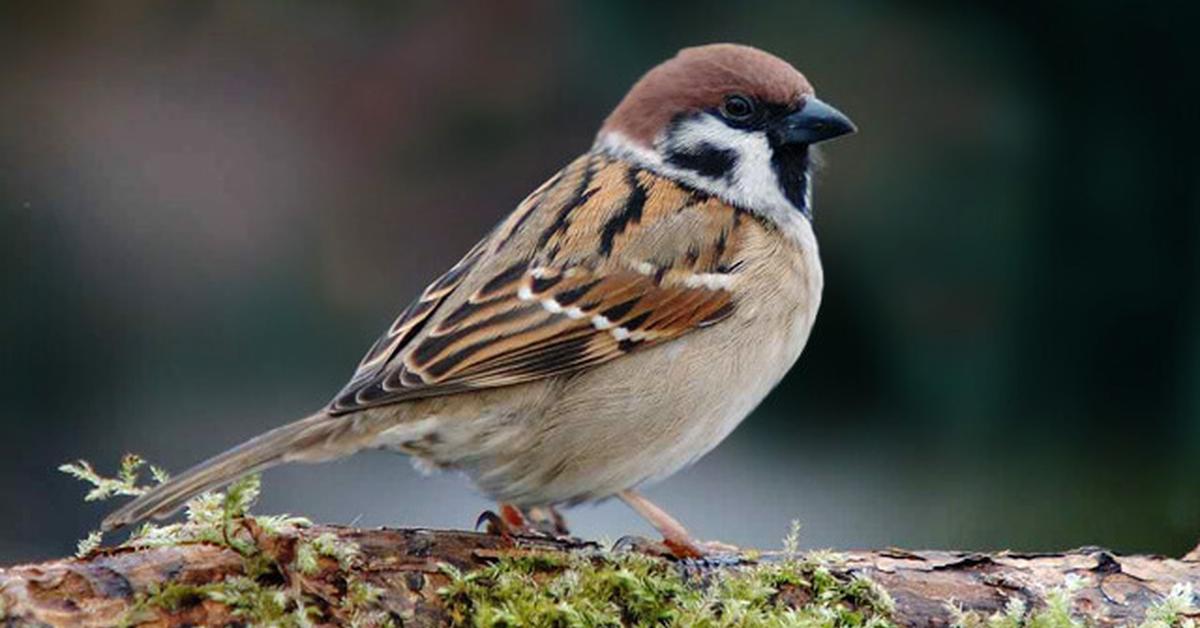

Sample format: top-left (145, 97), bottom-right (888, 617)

top-left (1, 526), bottom-right (1197, 627)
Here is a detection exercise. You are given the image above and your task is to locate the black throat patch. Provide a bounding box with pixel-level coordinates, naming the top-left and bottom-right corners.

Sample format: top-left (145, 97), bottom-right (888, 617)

top-left (770, 142), bottom-right (812, 218)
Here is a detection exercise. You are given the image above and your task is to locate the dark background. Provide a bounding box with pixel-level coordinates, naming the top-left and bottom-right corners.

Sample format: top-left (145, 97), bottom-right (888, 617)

top-left (2, 2), bottom-right (1197, 564)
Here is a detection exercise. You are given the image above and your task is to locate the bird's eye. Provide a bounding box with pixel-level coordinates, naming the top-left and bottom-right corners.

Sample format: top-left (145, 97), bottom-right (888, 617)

top-left (720, 94), bottom-right (756, 122)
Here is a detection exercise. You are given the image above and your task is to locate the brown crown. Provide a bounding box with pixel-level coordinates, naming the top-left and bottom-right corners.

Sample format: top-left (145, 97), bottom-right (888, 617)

top-left (600, 43), bottom-right (813, 148)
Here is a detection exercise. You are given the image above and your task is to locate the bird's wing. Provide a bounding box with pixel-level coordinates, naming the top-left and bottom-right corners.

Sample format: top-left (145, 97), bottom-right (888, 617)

top-left (329, 152), bottom-right (762, 414)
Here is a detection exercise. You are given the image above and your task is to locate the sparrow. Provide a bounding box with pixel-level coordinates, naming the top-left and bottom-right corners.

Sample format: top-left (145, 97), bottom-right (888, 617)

top-left (102, 43), bottom-right (856, 557)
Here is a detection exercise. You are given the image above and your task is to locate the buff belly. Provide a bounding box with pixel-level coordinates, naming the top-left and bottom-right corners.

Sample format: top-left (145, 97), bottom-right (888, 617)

top-left (370, 228), bottom-right (821, 507)
top-left (373, 297), bottom-right (814, 506)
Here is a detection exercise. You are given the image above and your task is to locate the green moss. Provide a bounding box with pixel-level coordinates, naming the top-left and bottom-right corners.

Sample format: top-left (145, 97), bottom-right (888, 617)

top-left (63, 456), bottom-right (374, 627)
top-left (59, 454), bottom-right (166, 503)
top-left (435, 519), bottom-right (894, 627)
top-left (294, 531), bottom-right (359, 575)
top-left (438, 549), bottom-right (895, 627)
top-left (120, 577), bottom-right (310, 627)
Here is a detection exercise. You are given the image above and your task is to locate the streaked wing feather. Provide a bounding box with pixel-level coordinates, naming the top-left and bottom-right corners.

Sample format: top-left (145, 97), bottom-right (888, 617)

top-left (406, 267), bottom-right (734, 386)
top-left (329, 153), bottom-right (751, 414)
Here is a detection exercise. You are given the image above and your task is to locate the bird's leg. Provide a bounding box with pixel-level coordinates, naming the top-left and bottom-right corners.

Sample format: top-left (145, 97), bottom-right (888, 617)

top-left (617, 489), bottom-right (738, 559)
top-left (618, 490), bottom-right (703, 558)
top-left (499, 503), bottom-right (528, 531)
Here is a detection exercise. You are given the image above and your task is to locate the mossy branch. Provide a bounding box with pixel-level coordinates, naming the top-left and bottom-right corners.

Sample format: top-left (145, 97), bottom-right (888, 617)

top-left (1, 460), bottom-right (1197, 626)
top-left (4, 529), bottom-right (1199, 626)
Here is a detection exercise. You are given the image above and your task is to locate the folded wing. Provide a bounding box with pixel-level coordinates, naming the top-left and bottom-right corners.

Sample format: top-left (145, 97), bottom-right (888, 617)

top-left (330, 153), bottom-right (754, 414)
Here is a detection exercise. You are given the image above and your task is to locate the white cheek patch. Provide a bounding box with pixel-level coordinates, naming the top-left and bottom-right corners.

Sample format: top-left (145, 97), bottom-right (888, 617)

top-left (664, 115), bottom-right (794, 216)
top-left (594, 121), bottom-right (812, 245)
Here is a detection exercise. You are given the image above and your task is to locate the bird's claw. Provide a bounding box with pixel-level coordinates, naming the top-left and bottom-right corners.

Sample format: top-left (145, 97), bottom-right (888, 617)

top-left (475, 510), bottom-right (512, 537)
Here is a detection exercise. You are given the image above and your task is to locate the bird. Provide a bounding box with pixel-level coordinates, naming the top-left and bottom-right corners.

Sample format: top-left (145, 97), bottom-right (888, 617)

top-left (102, 43), bottom-right (856, 557)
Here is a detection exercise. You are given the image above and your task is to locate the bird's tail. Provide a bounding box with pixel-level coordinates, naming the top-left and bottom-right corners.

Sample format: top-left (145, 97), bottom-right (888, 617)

top-left (102, 411), bottom-right (357, 531)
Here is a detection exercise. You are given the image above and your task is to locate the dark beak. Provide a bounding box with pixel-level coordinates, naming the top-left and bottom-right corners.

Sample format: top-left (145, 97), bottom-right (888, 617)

top-left (769, 97), bottom-right (856, 146)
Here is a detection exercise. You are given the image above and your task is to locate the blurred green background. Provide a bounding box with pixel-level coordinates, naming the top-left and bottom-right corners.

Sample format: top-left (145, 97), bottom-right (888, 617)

top-left (2, 1), bottom-right (1198, 564)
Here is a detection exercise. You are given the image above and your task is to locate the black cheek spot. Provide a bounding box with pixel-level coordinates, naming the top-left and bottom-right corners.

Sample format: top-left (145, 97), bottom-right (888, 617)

top-left (665, 142), bottom-right (738, 180)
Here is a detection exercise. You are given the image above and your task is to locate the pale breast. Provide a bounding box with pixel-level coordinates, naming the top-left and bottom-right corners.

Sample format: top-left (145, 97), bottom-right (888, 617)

top-left (466, 217), bottom-right (823, 506)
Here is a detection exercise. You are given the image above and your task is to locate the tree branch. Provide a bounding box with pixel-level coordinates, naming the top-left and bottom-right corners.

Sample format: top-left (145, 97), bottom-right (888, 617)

top-left (1, 525), bottom-right (1197, 627)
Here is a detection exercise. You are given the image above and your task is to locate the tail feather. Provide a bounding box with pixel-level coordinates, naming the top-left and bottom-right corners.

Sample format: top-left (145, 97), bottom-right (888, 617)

top-left (102, 411), bottom-right (347, 531)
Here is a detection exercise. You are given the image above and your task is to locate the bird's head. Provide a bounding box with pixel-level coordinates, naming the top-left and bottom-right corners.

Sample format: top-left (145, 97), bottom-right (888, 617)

top-left (596, 43), bottom-right (855, 223)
